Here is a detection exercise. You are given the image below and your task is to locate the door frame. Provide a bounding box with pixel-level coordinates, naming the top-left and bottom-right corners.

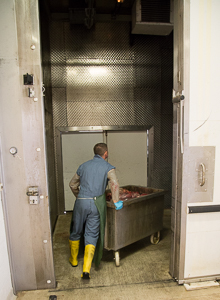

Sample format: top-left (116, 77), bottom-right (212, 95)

top-left (55, 125), bottom-right (153, 215)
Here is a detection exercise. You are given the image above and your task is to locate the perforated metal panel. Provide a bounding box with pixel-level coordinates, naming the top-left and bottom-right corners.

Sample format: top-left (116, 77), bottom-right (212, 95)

top-left (141, 0), bottom-right (170, 23)
top-left (65, 22), bottom-right (133, 60)
top-left (50, 22), bottom-right (66, 88)
top-left (50, 21), bottom-right (173, 207)
top-left (52, 88), bottom-right (67, 127)
top-left (160, 44), bottom-right (173, 206)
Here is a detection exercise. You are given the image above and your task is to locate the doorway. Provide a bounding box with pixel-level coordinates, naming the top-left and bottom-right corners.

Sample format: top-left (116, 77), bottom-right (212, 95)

top-left (52, 125), bottom-right (171, 290)
top-left (39, 0), bottom-right (174, 289)
top-left (58, 126), bottom-right (152, 212)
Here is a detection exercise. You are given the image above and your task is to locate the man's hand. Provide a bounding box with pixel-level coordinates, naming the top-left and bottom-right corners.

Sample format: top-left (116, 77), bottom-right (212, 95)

top-left (114, 200), bottom-right (123, 210)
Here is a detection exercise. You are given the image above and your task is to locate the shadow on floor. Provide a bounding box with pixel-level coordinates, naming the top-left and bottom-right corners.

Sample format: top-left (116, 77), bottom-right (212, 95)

top-left (53, 209), bottom-right (172, 290)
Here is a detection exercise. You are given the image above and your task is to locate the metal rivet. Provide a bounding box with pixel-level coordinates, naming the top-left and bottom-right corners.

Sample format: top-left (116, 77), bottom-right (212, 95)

top-left (9, 147), bottom-right (18, 155)
top-left (30, 45), bottom-right (36, 50)
top-left (43, 240), bottom-right (47, 244)
top-left (36, 148), bottom-right (41, 152)
top-left (47, 280), bottom-right (51, 284)
top-left (33, 98), bottom-right (38, 102)
top-left (40, 195), bottom-right (44, 199)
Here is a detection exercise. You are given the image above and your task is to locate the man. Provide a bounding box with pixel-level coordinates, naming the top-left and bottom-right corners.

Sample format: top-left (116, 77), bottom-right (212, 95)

top-left (69, 143), bottom-right (123, 279)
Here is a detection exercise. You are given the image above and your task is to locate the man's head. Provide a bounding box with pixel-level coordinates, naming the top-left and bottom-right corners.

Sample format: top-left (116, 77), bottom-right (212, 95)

top-left (94, 143), bottom-right (108, 159)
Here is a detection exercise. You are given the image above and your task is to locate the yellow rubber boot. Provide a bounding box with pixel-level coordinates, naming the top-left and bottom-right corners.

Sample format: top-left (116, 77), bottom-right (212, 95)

top-left (69, 240), bottom-right (80, 267)
top-left (81, 244), bottom-right (95, 279)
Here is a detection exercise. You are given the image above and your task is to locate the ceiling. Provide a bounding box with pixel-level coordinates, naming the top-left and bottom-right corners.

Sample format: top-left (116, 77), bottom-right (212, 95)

top-left (48, 0), bottom-right (135, 16)
top-left (43, 0), bottom-right (173, 34)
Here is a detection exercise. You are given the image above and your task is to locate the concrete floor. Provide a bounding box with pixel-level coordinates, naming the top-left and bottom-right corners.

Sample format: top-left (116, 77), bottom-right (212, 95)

top-left (16, 209), bottom-right (220, 299)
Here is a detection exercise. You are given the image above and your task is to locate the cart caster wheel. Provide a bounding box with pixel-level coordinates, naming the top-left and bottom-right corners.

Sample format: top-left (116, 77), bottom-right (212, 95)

top-left (114, 251), bottom-right (120, 267)
top-left (150, 231), bottom-right (160, 245)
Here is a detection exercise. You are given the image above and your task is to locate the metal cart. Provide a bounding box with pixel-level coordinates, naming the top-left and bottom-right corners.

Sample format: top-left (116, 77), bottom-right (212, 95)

top-left (104, 185), bottom-right (165, 266)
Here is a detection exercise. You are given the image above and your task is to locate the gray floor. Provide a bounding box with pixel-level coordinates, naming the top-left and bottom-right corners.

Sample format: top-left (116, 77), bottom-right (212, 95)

top-left (17, 209), bottom-right (220, 299)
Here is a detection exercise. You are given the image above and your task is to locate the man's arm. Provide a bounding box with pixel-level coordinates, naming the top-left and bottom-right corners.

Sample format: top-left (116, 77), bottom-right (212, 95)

top-left (107, 169), bottom-right (119, 203)
top-left (69, 173), bottom-right (80, 197)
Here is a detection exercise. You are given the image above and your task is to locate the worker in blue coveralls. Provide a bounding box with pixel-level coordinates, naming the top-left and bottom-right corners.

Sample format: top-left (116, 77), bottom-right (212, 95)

top-left (69, 142), bottom-right (123, 279)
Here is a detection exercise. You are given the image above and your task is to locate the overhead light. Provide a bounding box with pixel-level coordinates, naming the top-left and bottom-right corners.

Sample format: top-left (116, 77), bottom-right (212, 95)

top-left (67, 69), bottom-right (77, 76)
top-left (89, 67), bottom-right (107, 76)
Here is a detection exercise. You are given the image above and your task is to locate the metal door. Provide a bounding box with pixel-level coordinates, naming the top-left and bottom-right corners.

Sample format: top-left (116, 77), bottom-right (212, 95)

top-left (169, 0), bottom-right (185, 281)
top-left (62, 132), bottom-right (104, 211)
top-left (56, 126), bottom-right (151, 214)
top-left (107, 130), bottom-right (148, 187)
top-left (0, 0), bottom-right (56, 292)
top-left (170, 0), bottom-right (219, 284)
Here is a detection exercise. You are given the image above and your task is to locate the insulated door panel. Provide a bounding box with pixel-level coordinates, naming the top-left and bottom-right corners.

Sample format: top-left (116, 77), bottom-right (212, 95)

top-left (107, 131), bottom-right (148, 187)
top-left (62, 133), bottom-right (104, 210)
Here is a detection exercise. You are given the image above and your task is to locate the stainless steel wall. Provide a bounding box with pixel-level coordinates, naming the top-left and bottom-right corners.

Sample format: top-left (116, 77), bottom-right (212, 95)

top-left (0, 0), bottom-right (55, 292)
top-left (49, 20), bottom-right (173, 208)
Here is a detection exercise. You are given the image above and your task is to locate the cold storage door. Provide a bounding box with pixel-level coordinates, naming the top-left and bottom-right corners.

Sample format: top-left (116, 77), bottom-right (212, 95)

top-left (107, 131), bottom-right (148, 187)
top-left (62, 132), bottom-right (104, 211)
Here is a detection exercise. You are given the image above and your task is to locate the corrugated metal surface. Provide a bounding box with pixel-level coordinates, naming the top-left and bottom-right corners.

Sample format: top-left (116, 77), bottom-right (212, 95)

top-left (49, 21), bottom-right (173, 207)
top-left (141, 0), bottom-right (170, 23)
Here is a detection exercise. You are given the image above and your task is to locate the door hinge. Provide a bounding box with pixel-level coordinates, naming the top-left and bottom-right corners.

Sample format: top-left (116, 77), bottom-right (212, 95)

top-left (172, 89), bottom-right (185, 103)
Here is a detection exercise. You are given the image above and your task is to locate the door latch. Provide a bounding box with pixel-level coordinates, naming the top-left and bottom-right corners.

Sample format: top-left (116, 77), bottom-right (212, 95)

top-left (27, 186), bottom-right (39, 204)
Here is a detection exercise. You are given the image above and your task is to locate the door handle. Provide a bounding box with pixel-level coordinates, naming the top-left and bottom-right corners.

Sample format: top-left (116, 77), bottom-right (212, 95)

top-left (200, 163), bottom-right (205, 186)
top-left (172, 90), bottom-right (185, 154)
top-left (180, 99), bottom-right (184, 154)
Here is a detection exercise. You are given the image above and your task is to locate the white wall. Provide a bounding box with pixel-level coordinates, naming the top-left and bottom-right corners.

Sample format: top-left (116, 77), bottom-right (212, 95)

top-left (184, 0), bottom-right (220, 279)
top-left (0, 192), bottom-right (15, 299)
top-left (189, 0), bottom-right (220, 202)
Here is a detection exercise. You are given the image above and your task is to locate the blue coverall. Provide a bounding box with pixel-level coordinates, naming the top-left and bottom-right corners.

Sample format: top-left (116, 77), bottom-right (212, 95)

top-left (69, 154), bottom-right (115, 246)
